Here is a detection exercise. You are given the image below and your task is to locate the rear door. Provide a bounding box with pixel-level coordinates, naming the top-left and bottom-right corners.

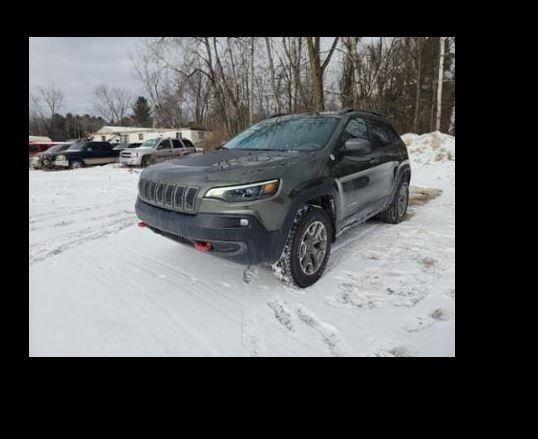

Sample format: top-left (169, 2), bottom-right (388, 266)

top-left (180, 139), bottom-right (197, 155)
top-left (154, 139), bottom-right (172, 163)
top-left (366, 119), bottom-right (401, 202)
top-left (87, 143), bottom-right (116, 165)
top-left (171, 139), bottom-right (186, 159)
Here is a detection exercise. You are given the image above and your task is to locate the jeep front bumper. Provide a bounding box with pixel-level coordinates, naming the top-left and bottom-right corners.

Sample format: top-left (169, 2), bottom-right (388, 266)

top-left (135, 197), bottom-right (286, 265)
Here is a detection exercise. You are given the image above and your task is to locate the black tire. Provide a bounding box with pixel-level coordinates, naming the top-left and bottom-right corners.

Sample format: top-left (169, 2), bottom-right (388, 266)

top-left (274, 205), bottom-right (333, 288)
top-left (379, 179), bottom-right (409, 224)
top-left (141, 155), bottom-right (151, 168)
top-left (69, 160), bottom-right (84, 169)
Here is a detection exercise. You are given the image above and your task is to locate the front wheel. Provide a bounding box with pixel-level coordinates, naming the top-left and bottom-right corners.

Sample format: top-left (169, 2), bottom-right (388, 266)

top-left (274, 206), bottom-right (333, 288)
top-left (69, 160), bottom-right (84, 169)
top-left (141, 155), bottom-right (151, 168)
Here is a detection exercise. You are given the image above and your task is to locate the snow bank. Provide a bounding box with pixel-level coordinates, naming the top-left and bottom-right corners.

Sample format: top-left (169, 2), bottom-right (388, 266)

top-left (402, 131), bottom-right (455, 163)
top-left (403, 131), bottom-right (455, 190)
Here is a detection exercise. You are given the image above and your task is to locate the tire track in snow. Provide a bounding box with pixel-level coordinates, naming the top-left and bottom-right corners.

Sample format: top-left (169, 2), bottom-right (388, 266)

top-left (122, 248), bottom-right (244, 322)
top-left (96, 261), bottom-right (223, 356)
top-left (29, 213), bottom-right (136, 265)
top-left (294, 304), bottom-right (351, 357)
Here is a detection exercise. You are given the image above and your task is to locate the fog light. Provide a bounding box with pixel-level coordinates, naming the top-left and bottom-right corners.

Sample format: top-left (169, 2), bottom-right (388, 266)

top-left (240, 218), bottom-right (249, 227)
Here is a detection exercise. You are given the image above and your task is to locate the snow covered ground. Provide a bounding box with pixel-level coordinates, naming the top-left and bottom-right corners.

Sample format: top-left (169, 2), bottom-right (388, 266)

top-left (29, 131), bottom-right (455, 357)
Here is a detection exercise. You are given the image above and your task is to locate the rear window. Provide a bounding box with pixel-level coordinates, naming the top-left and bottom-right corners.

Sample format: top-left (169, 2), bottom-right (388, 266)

top-left (67, 143), bottom-right (87, 151)
top-left (47, 144), bottom-right (71, 153)
top-left (369, 122), bottom-right (393, 147)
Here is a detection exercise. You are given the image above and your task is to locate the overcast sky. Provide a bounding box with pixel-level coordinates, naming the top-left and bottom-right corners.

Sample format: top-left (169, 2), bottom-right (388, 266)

top-left (29, 37), bottom-right (150, 114)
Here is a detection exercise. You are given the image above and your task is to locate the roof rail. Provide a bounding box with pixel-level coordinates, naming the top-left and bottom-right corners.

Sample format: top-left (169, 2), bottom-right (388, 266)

top-left (267, 112), bottom-right (288, 119)
top-left (339, 107), bottom-right (385, 117)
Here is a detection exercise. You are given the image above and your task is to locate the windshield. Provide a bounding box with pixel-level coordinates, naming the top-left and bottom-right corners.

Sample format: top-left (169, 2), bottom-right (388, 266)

top-left (47, 144), bottom-right (70, 153)
top-left (140, 139), bottom-right (159, 148)
top-left (128, 143), bottom-right (141, 148)
top-left (67, 143), bottom-right (87, 151)
top-left (223, 116), bottom-right (339, 151)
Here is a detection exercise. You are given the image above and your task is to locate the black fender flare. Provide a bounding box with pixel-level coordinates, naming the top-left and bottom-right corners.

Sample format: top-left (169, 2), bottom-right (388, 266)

top-left (276, 178), bottom-right (339, 248)
top-left (389, 161), bottom-right (411, 202)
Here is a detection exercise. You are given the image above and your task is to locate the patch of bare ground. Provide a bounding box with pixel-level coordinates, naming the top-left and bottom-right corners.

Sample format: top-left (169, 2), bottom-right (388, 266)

top-left (409, 186), bottom-right (443, 207)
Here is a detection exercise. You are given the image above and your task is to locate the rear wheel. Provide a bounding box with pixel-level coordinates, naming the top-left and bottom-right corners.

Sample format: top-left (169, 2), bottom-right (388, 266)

top-left (379, 179), bottom-right (409, 224)
top-left (274, 206), bottom-right (332, 288)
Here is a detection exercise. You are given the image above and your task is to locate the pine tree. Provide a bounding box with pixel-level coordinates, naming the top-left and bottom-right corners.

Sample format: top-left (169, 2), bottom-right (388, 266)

top-left (131, 96), bottom-right (153, 127)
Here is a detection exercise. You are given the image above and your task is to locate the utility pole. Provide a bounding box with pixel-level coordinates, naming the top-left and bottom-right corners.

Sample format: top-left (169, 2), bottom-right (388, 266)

top-left (435, 36), bottom-right (446, 132)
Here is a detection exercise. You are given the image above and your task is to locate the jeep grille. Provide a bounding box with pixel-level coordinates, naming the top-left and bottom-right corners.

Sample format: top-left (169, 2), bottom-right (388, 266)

top-left (138, 179), bottom-right (199, 213)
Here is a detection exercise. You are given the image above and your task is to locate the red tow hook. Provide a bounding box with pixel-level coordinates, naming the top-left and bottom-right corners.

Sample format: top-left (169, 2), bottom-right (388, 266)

top-left (138, 221), bottom-right (148, 228)
top-left (194, 241), bottom-right (212, 252)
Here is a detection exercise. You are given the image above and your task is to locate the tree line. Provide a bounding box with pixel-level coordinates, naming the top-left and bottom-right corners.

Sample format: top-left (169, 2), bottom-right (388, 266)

top-left (30, 37), bottom-right (455, 145)
top-left (131, 37), bottom-right (454, 143)
top-left (29, 86), bottom-right (154, 141)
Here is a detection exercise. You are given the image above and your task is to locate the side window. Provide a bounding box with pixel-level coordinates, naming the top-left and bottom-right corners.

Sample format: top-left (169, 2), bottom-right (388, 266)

top-left (172, 139), bottom-right (183, 149)
top-left (336, 117), bottom-right (368, 150)
top-left (369, 122), bottom-right (392, 148)
top-left (386, 124), bottom-right (401, 143)
top-left (157, 139), bottom-right (170, 150)
top-left (182, 139), bottom-right (195, 149)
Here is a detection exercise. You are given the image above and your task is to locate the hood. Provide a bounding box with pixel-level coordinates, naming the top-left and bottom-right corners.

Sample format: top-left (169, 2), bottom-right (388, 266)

top-left (131, 146), bottom-right (153, 152)
top-left (140, 149), bottom-right (319, 187)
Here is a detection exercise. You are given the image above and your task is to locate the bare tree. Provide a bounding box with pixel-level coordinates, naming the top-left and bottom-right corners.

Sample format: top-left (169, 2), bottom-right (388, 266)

top-left (435, 37), bottom-right (446, 131)
top-left (91, 85), bottom-right (132, 124)
top-left (305, 37), bottom-right (339, 111)
top-left (38, 84), bottom-right (65, 118)
top-left (264, 37), bottom-right (282, 113)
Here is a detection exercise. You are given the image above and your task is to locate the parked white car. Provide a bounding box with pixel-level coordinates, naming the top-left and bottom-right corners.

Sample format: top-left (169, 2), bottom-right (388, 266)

top-left (119, 137), bottom-right (202, 167)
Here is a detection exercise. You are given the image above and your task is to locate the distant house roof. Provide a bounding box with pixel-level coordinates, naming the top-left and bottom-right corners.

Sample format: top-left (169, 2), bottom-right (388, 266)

top-left (29, 135), bottom-right (52, 142)
top-left (92, 126), bottom-right (211, 136)
top-left (96, 126), bottom-right (156, 134)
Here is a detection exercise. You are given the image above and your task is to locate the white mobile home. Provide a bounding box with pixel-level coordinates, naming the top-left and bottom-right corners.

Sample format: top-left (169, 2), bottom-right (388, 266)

top-left (90, 126), bottom-right (210, 146)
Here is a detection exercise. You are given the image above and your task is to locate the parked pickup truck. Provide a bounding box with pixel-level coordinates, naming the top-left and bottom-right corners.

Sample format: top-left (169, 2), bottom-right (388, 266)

top-left (46, 141), bottom-right (119, 169)
top-left (31, 143), bottom-right (71, 169)
top-left (119, 137), bottom-right (202, 167)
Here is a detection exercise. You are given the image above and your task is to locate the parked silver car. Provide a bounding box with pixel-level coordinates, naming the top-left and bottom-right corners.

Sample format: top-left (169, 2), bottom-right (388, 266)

top-left (119, 137), bottom-right (202, 167)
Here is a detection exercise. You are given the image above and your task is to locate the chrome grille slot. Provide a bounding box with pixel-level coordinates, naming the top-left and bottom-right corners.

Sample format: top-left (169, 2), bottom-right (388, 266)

top-left (164, 185), bottom-right (174, 205)
top-left (185, 187), bottom-right (199, 210)
top-left (155, 183), bottom-right (165, 203)
top-left (174, 186), bottom-right (185, 209)
top-left (148, 181), bottom-right (157, 202)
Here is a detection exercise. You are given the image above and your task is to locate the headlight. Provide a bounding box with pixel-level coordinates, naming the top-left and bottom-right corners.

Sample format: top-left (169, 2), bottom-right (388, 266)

top-left (57, 155), bottom-right (66, 161)
top-left (204, 179), bottom-right (280, 202)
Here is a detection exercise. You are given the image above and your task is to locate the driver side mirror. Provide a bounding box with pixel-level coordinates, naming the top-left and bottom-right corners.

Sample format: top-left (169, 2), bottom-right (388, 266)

top-left (87, 147), bottom-right (93, 152)
top-left (343, 138), bottom-right (372, 155)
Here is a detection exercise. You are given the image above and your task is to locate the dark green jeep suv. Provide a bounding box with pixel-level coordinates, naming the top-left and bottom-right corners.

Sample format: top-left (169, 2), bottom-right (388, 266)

top-left (135, 109), bottom-right (411, 287)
